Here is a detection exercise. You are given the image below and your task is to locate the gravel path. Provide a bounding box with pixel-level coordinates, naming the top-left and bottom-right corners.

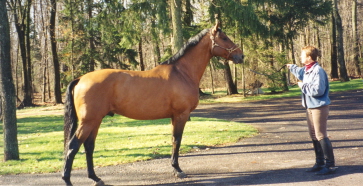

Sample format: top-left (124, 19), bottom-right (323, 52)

top-left (1, 90), bottom-right (362, 186)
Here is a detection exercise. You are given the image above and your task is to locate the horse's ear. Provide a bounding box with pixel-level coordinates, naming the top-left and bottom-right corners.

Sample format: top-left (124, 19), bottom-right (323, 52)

top-left (211, 21), bottom-right (220, 36)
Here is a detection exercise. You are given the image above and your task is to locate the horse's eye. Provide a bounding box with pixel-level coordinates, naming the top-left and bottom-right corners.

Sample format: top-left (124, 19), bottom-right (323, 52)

top-left (223, 37), bottom-right (228, 41)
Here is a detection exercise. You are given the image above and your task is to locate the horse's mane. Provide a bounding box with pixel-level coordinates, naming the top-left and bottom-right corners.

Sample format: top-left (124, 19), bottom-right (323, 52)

top-left (161, 28), bottom-right (210, 65)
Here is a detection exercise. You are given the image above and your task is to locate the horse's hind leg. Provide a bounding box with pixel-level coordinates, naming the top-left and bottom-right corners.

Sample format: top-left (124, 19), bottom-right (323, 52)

top-left (84, 129), bottom-right (104, 186)
top-left (62, 135), bottom-right (81, 186)
top-left (63, 121), bottom-right (101, 185)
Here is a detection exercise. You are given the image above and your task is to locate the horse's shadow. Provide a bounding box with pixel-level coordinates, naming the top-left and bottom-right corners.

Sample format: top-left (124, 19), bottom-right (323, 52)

top-left (99, 165), bottom-right (362, 186)
top-left (150, 165), bottom-right (362, 185)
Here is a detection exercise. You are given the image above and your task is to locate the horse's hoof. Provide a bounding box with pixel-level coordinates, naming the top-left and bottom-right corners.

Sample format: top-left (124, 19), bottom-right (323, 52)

top-left (174, 171), bottom-right (187, 178)
top-left (93, 180), bottom-right (105, 186)
top-left (62, 176), bottom-right (72, 186)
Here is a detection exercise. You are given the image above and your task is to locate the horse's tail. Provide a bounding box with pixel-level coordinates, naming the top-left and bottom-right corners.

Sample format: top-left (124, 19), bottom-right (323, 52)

top-left (64, 79), bottom-right (80, 151)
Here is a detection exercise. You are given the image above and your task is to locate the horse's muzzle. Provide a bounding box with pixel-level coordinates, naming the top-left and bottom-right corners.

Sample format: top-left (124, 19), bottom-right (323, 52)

top-left (232, 54), bottom-right (244, 64)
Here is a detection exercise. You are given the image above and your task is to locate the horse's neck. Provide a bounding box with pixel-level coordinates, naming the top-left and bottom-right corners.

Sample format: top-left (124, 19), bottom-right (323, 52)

top-left (175, 39), bottom-right (212, 85)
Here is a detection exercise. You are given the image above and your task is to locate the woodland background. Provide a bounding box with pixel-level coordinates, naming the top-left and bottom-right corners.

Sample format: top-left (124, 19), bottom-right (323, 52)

top-left (3, 0), bottom-right (363, 106)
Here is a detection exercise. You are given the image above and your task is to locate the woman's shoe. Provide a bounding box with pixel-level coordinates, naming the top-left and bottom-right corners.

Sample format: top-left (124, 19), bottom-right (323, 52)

top-left (315, 165), bottom-right (337, 175)
top-left (306, 162), bottom-right (324, 172)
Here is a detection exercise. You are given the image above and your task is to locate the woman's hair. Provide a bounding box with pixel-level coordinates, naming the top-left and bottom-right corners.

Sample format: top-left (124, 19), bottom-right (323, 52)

top-left (302, 46), bottom-right (321, 61)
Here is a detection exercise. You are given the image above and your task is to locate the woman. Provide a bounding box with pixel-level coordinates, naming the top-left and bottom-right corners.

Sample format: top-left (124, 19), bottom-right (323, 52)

top-left (287, 46), bottom-right (336, 175)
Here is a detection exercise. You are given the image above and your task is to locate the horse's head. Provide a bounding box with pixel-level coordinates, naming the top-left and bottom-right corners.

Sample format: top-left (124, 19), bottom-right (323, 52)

top-left (209, 22), bottom-right (244, 64)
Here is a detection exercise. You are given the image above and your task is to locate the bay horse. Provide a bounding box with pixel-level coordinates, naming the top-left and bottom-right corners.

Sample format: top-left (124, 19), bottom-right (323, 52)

top-left (62, 22), bottom-right (244, 186)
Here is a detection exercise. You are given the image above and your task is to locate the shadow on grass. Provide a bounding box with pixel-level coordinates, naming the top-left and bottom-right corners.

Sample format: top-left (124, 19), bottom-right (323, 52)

top-left (16, 115), bottom-right (64, 134)
top-left (8, 115), bottom-right (172, 135)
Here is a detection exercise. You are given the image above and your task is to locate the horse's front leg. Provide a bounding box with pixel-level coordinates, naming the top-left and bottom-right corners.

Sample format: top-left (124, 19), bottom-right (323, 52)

top-left (171, 113), bottom-right (189, 178)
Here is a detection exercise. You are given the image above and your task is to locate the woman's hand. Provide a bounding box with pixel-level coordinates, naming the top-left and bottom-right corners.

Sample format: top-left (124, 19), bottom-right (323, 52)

top-left (286, 64), bottom-right (293, 68)
top-left (298, 81), bottom-right (303, 89)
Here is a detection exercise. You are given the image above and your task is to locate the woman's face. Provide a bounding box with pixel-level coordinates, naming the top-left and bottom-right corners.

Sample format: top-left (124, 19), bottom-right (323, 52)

top-left (301, 50), bottom-right (313, 65)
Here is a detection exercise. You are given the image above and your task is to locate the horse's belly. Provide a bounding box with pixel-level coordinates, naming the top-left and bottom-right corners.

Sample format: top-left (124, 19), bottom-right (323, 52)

top-left (114, 106), bottom-right (171, 120)
top-left (112, 96), bottom-right (198, 120)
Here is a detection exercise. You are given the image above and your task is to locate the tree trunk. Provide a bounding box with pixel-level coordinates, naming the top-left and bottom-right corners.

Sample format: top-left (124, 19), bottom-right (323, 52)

top-left (15, 44), bottom-right (20, 100)
top-left (233, 64), bottom-right (237, 86)
top-left (183, 0), bottom-right (193, 26)
top-left (209, 63), bottom-right (215, 94)
top-left (154, 41), bottom-right (161, 66)
top-left (13, 19), bottom-right (32, 106)
top-left (25, 0), bottom-right (33, 104)
top-left (70, 0), bottom-right (75, 80)
top-left (9, 0), bottom-right (34, 107)
top-left (333, 0), bottom-right (349, 81)
top-left (139, 39), bottom-right (145, 71)
top-left (315, 26), bottom-right (321, 56)
top-left (87, 0), bottom-right (95, 72)
top-left (170, 0), bottom-right (183, 53)
top-left (16, 23), bottom-right (30, 106)
top-left (290, 37), bottom-right (296, 64)
top-left (42, 65), bottom-right (47, 103)
top-left (223, 60), bottom-right (238, 95)
top-left (241, 62), bottom-right (246, 97)
top-left (330, 13), bottom-right (339, 79)
top-left (352, 0), bottom-right (361, 76)
top-left (40, 1), bottom-right (47, 103)
top-left (240, 41), bottom-right (246, 97)
top-left (50, 0), bottom-right (62, 103)
top-left (0, 0), bottom-right (20, 160)
top-left (47, 65), bottom-right (51, 100)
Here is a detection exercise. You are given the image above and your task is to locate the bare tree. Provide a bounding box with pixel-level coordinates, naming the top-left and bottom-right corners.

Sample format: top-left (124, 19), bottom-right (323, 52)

top-left (7, 0), bottom-right (34, 106)
top-left (1, 0), bottom-right (19, 161)
top-left (50, 0), bottom-right (62, 103)
top-left (223, 60), bottom-right (238, 95)
top-left (38, 0), bottom-right (49, 102)
top-left (330, 13), bottom-right (339, 79)
top-left (170, 0), bottom-right (183, 53)
top-left (352, 0), bottom-right (361, 77)
top-left (139, 39), bottom-right (145, 71)
top-left (333, 0), bottom-right (350, 81)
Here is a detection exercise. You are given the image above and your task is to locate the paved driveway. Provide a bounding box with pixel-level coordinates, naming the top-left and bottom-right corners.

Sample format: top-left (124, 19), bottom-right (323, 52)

top-left (1, 90), bottom-right (362, 185)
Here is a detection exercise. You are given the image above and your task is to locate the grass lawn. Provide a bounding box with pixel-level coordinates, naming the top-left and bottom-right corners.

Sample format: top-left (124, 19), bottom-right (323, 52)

top-left (0, 116), bottom-right (257, 175)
